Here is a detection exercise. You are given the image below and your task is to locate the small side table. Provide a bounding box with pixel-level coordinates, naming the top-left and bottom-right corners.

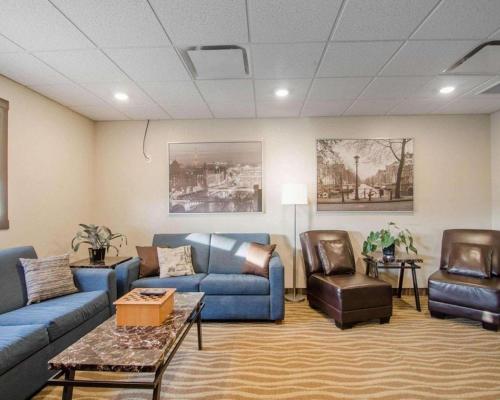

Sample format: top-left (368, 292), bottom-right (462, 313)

top-left (364, 253), bottom-right (424, 312)
top-left (70, 256), bottom-right (132, 269)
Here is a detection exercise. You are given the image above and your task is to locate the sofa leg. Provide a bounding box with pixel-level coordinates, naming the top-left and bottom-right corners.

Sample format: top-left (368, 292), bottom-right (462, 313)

top-left (380, 316), bottom-right (390, 324)
top-left (430, 310), bottom-right (446, 319)
top-left (482, 322), bottom-right (499, 332)
top-left (334, 320), bottom-right (353, 330)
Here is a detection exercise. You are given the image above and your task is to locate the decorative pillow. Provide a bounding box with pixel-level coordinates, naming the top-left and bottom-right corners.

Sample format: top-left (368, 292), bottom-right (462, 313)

top-left (242, 243), bottom-right (277, 278)
top-left (158, 246), bottom-right (195, 278)
top-left (136, 246), bottom-right (160, 277)
top-left (447, 242), bottom-right (493, 279)
top-left (19, 254), bottom-right (78, 304)
top-left (318, 240), bottom-right (355, 275)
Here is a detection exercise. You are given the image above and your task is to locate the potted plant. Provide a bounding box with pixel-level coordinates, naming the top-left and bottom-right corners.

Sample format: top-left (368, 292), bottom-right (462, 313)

top-left (362, 222), bottom-right (417, 261)
top-left (71, 224), bottom-right (127, 264)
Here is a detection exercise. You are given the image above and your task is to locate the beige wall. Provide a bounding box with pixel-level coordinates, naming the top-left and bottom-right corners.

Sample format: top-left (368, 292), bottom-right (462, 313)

top-left (0, 75), bottom-right (95, 257)
top-left (94, 115), bottom-right (491, 288)
top-left (491, 111), bottom-right (500, 230)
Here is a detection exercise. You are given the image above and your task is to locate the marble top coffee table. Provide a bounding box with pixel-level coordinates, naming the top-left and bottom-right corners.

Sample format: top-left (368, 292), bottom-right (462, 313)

top-left (47, 292), bottom-right (205, 400)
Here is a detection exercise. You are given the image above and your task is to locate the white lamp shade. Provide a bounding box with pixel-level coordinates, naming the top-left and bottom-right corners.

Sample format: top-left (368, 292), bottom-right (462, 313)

top-left (281, 183), bottom-right (308, 205)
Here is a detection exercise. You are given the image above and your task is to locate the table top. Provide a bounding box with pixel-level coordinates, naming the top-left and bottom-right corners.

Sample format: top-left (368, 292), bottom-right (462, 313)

top-left (70, 256), bottom-right (132, 269)
top-left (364, 252), bottom-right (423, 264)
top-left (49, 292), bottom-right (204, 373)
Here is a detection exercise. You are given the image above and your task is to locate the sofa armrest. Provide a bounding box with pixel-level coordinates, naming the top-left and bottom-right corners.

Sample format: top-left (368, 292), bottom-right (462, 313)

top-left (269, 254), bottom-right (285, 321)
top-left (115, 257), bottom-right (140, 297)
top-left (72, 268), bottom-right (117, 314)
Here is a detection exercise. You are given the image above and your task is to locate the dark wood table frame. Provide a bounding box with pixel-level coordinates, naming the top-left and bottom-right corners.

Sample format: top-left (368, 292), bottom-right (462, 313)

top-left (365, 258), bottom-right (422, 312)
top-left (47, 302), bottom-right (204, 400)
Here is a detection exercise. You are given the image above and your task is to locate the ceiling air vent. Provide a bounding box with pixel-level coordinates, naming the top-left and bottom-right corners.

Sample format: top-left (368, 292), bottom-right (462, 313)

top-left (477, 81), bottom-right (500, 95)
top-left (179, 45), bottom-right (250, 79)
top-left (446, 41), bottom-right (500, 75)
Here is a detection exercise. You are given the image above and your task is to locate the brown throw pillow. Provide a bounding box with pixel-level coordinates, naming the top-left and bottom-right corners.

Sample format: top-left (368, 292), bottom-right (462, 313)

top-left (447, 242), bottom-right (493, 279)
top-left (136, 246), bottom-right (160, 277)
top-left (242, 243), bottom-right (277, 278)
top-left (318, 240), bottom-right (355, 275)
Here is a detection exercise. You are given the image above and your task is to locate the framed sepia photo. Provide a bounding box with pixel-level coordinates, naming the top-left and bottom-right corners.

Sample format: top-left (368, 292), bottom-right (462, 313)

top-left (168, 141), bottom-right (263, 214)
top-left (317, 138), bottom-right (414, 212)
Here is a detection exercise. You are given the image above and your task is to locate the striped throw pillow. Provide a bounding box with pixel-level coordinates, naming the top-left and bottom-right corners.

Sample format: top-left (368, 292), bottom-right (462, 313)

top-left (20, 254), bottom-right (78, 304)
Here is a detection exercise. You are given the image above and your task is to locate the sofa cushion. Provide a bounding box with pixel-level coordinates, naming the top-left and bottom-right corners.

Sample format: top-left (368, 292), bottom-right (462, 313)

top-left (308, 273), bottom-right (392, 312)
top-left (158, 246), bottom-right (195, 277)
top-left (208, 233), bottom-right (270, 274)
top-left (153, 233), bottom-right (210, 273)
top-left (447, 243), bottom-right (493, 279)
top-left (0, 291), bottom-right (108, 341)
top-left (242, 243), bottom-right (276, 278)
top-left (318, 240), bottom-right (355, 275)
top-left (0, 324), bottom-right (49, 375)
top-left (136, 246), bottom-right (160, 278)
top-left (131, 273), bottom-right (207, 292)
top-left (428, 270), bottom-right (500, 313)
top-left (200, 273), bottom-right (270, 295)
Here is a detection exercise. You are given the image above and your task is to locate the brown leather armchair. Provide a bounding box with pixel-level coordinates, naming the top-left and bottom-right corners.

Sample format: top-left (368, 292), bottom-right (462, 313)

top-left (428, 229), bottom-right (500, 331)
top-left (300, 230), bottom-right (392, 329)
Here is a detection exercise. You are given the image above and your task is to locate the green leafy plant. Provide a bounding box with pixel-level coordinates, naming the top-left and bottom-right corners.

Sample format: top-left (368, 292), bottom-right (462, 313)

top-left (362, 222), bottom-right (417, 256)
top-left (71, 224), bottom-right (127, 255)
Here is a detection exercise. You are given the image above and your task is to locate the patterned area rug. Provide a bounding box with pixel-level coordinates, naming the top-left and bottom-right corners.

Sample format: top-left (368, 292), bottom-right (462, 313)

top-left (35, 297), bottom-right (500, 400)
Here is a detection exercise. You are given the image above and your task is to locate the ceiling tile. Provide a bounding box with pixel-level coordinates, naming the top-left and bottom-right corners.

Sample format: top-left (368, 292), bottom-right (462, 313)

top-left (332, 0), bottom-right (439, 41)
top-left (149, 0), bottom-right (248, 45)
top-left (0, 35), bottom-right (23, 52)
top-left (196, 80), bottom-right (254, 103)
top-left (35, 49), bottom-right (128, 83)
top-left (414, 75), bottom-right (494, 99)
top-left (81, 81), bottom-right (154, 105)
top-left (162, 104), bottom-right (213, 119)
top-left (29, 82), bottom-right (104, 106)
top-left (318, 41), bottom-right (401, 77)
top-left (256, 101), bottom-right (303, 118)
top-left (344, 99), bottom-right (401, 115)
top-left (51, 0), bottom-right (170, 48)
top-left (252, 43), bottom-right (324, 79)
top-left (139, 81), bottom-right (205, 106)
top-left (0, 0), bottom-right (94, 51)
top-left (120, 104), bottom-right (171, 120)
top-left (209, 102), bottom-right (255, 118)
top-left (436, 97), bottom-right (500, 114)
top-left (104, 47), bottom-right (190, 82)
top-left (0, 53), bottom-right (67, 85)
top-left (360, 77), bottom-right (431, 100)
top-left (309, 77), bottom-right (371, 100)
top-left (248, 0), bottom-right (341, 43)
top-left (388, 98), bottom-right (451, 115)
top-left (301, 99), bottom-right (353, 117)
top-left (412, 0), bottom-right (500, 40)
top-left (254, 79), bottom-right (311, 102)
top-left (71, 105), bottom-right (128, 121)
top-left (381, 40), bottom-right (478, 76)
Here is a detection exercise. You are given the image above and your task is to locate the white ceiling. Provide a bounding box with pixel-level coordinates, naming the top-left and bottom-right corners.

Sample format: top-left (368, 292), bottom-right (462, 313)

top-left (0, 0), bottom-right (499, 121)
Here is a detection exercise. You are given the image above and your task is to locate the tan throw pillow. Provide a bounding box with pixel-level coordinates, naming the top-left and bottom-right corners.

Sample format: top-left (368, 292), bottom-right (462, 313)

top-left (136, 246), bottom-right (160, 277)
top-left (447, 242), bottom-right (493, 279)
top-left (242, 243), bottom-right (276, 278)
top-left (158, 246), bottom-right (195, 278)
top-left (318, 240), bottom-right (355, 275)
top-left (19, 254), bottom-right (78, 304)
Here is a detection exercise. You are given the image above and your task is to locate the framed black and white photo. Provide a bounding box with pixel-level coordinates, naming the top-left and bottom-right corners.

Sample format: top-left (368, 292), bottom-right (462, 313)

top-left (168, 141), bottom-right (263, 214)
top-left (317, 138), bottom-right (414, 212)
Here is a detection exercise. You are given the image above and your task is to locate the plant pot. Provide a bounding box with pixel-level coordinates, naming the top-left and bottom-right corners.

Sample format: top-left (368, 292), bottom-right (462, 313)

top-left (88, 248), bottom-right (106, 264)
top-left (382, 244), bottom-right (395, 262)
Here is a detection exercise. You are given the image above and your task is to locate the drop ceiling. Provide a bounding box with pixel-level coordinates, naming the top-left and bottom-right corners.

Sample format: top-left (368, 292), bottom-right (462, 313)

top-left (0, 0), bottom-right (499, 121)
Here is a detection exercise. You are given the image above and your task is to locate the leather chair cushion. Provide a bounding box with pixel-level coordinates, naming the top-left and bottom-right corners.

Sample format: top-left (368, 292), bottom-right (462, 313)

top-left (318, 240), bottom-right (355, 275)
top-left (428, 270), bottom-right (500, 313)
top-left (308, 273), bottom-right (392, 311)
top-left (447, 242), bottom-right (493, 279)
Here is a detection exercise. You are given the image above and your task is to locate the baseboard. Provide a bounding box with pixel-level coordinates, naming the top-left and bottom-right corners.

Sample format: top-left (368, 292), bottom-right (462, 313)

top-left (393, 288), bottom-right (428, 296)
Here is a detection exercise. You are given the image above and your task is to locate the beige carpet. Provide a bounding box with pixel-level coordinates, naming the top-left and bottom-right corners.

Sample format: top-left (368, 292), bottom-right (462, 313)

top-left (35, 297), bottom-right (500, 400)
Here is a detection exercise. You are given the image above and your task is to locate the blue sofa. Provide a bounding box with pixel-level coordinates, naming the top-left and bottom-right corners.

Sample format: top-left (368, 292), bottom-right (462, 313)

top-left (117, 233), bottom-right (285, 321)
top-left (0, 246), bottom-right (116, 400)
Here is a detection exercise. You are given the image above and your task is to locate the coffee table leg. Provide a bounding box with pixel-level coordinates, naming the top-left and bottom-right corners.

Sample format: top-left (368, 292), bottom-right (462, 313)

top-left (62, 369), bottom-right (74, 400)
top-left (397, 265), bottom-right (405, 298)
top-left (197, 305), bottom-right (203, 351)
top-left (411, 265), bottom-right (421, 312)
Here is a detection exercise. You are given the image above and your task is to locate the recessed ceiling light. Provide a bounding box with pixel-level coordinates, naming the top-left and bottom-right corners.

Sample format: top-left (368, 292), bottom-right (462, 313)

top-left (439, 86), bottom-right (455, 94)
top-left (114, 92), bottom-right (129, 101)
top-left (275, 88), bottom-right (289, 98)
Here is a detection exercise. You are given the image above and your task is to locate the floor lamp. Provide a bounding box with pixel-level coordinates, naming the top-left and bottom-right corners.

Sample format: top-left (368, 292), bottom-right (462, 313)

top-left (282, 183), bottom-right (308, 302)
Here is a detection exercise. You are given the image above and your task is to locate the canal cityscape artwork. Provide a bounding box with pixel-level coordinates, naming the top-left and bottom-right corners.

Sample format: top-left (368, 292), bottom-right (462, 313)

top-left (317, 138), bottom-right (414, 212)
top-left (169, 141), bottom-right (263, 213)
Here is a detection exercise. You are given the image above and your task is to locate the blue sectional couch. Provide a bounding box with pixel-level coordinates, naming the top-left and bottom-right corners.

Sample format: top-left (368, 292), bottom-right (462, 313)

top-left (117, 233), bottom-right (285, 321)
top-left (0, 246), bottom-right (116, 400)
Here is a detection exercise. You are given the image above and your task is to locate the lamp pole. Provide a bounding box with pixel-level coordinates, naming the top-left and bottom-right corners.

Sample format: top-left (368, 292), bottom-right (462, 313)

top-left (354, 155), bottom-right (360, 201)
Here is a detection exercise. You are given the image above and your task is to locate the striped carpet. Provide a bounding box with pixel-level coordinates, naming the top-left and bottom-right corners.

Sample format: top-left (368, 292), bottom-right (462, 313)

top-left (35, 297), bottom-right (500, 400)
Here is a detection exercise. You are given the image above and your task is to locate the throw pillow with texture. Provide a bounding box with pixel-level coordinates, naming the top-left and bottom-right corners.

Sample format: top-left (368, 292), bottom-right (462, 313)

top-left (19, 254), bottom-right (78, 304)
top-left (136, 246), bottom-right (161, 277)
top-left (242, 243), bottom-right (277, 278)
top-left (158, 246), bottom-right (195, 278)
top-left (447, 242), bottom-right (493, 279)
top-left (318, 240), bottom-right (355, 275)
